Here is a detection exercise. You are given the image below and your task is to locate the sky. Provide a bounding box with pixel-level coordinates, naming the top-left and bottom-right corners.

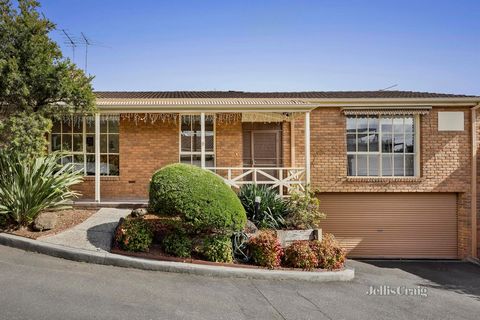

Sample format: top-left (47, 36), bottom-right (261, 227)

top-left (39, 0), bottom-right (480, 95)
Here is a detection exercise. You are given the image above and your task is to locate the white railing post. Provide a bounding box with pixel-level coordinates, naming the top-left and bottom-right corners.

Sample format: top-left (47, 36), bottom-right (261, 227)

top-left (200, 112), bottom-right (206, 169)
top-left (94, 113), bottom-right (101, 203)
top-left (278, 169), bottom-right (283, 196)
top-left (305, 111), bottom-right (311, 187)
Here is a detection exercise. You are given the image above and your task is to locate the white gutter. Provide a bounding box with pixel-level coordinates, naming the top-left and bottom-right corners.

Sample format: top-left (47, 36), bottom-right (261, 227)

top-left (471, 103), bottom-right (480, 258)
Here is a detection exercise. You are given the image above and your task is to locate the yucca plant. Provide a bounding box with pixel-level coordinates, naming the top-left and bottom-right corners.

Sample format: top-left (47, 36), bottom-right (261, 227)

top-left (0, 150), bottom-right (83, 226)
top-left (237, 184), bottom-right (289, 229)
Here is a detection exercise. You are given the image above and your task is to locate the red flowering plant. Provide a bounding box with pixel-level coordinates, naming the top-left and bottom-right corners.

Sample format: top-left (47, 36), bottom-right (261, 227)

top-left (309, 233), bottom-right (346, 270)
top-left (248, 231), bottom-right (284, 269)
top-left (283, 241), bottom-right (318, 271)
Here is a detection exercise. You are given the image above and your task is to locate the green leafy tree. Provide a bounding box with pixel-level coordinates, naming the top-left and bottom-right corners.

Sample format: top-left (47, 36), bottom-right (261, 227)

top-left (0, 0), bottom-right (95, 159)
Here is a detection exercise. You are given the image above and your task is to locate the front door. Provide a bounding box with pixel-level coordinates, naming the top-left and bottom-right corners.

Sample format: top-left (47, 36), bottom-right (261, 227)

top-left (242, 122), bottom-right (282, 168)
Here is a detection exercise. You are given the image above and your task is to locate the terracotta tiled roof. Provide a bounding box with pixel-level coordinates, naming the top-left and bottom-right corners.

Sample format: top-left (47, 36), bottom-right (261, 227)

top-left (94, 90), bottom-right (478, 99)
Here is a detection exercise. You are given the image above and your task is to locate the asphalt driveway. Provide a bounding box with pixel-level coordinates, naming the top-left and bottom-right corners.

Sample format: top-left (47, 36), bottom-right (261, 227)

top-left (0, 245), bottom-right (479, 320)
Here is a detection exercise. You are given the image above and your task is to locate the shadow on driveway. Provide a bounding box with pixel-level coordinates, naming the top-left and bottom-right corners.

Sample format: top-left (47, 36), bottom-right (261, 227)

top-left (361, 260), bottom-right (480, 300)
top-left (86, 222), bottom-right (119, 252)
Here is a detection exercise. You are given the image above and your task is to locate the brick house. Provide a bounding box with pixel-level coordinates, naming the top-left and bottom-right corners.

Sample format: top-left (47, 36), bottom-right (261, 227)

top-left (50, 90), bottom-right (480, 260)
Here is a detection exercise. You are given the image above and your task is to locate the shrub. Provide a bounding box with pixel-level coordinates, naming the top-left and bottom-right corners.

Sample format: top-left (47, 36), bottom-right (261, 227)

top-left (283, 241), bottom-right (318, 271)
top-left (163, 228), bottom-right (192, 258)
top-left (149, 164), bottom-right (246, 234)
top-left (285, 189), bottom-right (326, 230)
top-left (238, 184), bottom-right (289, 229)
top-left (0, 150), bottom-right (83, 226)
top-left (200, 235), bottom-right (233, 263)
top-left (115, 218), bottom-right (153, 252)
top-left (248, 231), bottom-right (283, 269)
top-left (309, 234), bottom-right (346, 270)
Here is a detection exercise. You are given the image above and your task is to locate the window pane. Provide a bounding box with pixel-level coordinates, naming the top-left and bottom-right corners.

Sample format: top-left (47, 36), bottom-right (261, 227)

top-left (51, 134), bottom-right (61, 151)
top-left (63, 118), bottom-right (72, 132)
top-left (205, 134), bottom-right (214, 152)
top-left (405, 117), bottom-right (414, 133)
top-left (190, 134), bottom-right (200, 152)
top-left (181, 116), bottom-right (191, 131)
top-left (73, 134), bottom-right (83, 152)
top-left (368, 154), bottom-right (379, 176)
top-left (380, 117), bottom-right (393, 132)
top-left (405, 154), bottom-right (415, 176)
top-left (180, 155), bottom-right (192, 164)
top-left (108, 119), bottom-right (119, 133)
top-left (381, 133), bottom-right (393, 152)
top-left (72, 120), bottom-right (83, 133)
top-left (86, 155), bottom-right (95, 176)
top-left (100, 155), bottom-right (108, 176)
top-left (368, 116), bottom-right (379, 133)
top-left (347, 155), bottom-right (356, 176)
top-left (181, 131), bottom-right (193, 152)
top-left (394, 154), bottom-right (405, 176)
top-left (382, 154), bottom-right (393, 176)
top-left (62, 134), bottom-right (72, 151)
top-left (357, 117), bottom-right (368, 133)
top-left (86, 117), bottom-right (95, 133)
top-left (357, 155), bottom-right (368, 176)
top-left (191, 155), bottom-right (201, 167)
top-left (52, 120), bottom-right (62, 133)
top-left (393, 117), bottom-right (404, 133)
top-left (192, 116), bottom-right (201, 132)
top-left (368, 134), bottom-right (379, 152)
top-left (100, 120), bottom-right (108, 133)
top-left (73, 155), bottom-right (84, 173)
top-left (108, 155), bottom-right (119, 176)
top-left (358, 134), bottom-right (368, 152)
top-left (405, 134), bottom-right (414, 153)
top-left (205, 154), bottom-right (215, 167)
top-left (393, 134), bottom-right (404, 153)
top-left (86, 135), bottom-right (95, 153)
top-left (205, 117), bottom-right (214, 131)
top-left (108, 134), bottom-right (119, 153)
top-left (347, 134), bottom-right (356, 152)
top-left (100, 134), bottom-right (107, 153)
top-left (346, 117), bottom-right (356, 133)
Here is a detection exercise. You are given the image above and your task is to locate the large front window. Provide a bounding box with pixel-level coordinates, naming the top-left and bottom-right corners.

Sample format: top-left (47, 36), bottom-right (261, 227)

top-left (346, 115), bottom-right (417, 177)
top-left (50, 116), bottom-right (119, 176)
top-left (180, 115), bottom-right (215, 167)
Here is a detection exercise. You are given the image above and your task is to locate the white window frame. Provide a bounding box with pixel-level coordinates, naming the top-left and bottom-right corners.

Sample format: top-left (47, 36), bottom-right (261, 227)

top-left (178, 114), bottom-right (216, 167)
top-left (49, 116), bottom-right (120, 177)
top-left (346, 114), bottom-right (420, 177)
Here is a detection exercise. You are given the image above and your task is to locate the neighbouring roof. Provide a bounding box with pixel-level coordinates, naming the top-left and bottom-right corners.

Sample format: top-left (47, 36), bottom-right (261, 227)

top-left (95, 90), bottom-right (478, 99)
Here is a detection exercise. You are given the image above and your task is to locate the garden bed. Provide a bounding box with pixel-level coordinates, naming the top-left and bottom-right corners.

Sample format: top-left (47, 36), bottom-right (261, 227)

top-left (3, 209), bottom-right (96, 240)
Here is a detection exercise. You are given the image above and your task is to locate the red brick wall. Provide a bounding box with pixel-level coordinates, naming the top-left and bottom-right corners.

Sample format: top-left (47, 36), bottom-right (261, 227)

top-left (290, 107), bottom-right (472, 258)
top-left (74, 118), bottom-right (179, 200)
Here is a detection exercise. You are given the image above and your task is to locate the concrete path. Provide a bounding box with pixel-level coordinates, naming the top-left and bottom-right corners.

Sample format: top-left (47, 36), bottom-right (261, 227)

top-left (39, 208), bottom-right (129, 252)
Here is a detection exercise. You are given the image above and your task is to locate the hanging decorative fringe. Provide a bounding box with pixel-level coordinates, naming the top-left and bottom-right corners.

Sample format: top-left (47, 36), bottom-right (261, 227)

top-left (120, 113), bottom-right (179, 125)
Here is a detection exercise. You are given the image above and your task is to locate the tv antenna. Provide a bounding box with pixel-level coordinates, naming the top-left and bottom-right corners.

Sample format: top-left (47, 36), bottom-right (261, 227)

top-left (61, 29), bottom-right (79, 62)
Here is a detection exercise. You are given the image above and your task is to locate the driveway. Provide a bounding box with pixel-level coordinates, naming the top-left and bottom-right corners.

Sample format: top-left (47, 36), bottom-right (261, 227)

top-left (0, 245), bottom-right (479, 320)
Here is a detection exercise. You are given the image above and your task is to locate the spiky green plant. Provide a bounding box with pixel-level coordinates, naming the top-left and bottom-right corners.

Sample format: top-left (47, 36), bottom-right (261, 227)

top-left (0, 150), bottom-right (83, 226)
top-left (237, 184), bottom-right (289, 229)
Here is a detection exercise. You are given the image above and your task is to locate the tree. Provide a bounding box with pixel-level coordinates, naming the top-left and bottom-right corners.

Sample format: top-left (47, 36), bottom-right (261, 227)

top-left (0, 0), bottom-right (95, 159)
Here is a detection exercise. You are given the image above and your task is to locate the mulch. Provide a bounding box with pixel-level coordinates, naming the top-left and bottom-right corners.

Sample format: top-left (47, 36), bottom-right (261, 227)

top-left (7, 209), bottom-right (97, 240)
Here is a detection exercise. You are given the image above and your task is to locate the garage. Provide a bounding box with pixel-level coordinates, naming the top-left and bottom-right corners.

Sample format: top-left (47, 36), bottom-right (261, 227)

top-left (318, 193), bottom-right (458, 259)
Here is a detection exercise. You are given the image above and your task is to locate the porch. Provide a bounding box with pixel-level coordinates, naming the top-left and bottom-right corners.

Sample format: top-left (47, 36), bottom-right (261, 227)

top-left (65, 99), bottom-right (316, 203)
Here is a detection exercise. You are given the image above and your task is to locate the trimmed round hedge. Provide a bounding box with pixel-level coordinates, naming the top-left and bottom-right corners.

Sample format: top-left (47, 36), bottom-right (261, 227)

top-left (149, 164), bottom-right (246, 234)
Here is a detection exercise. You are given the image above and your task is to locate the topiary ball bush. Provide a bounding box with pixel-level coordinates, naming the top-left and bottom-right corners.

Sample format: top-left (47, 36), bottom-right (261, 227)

top-left (149, 163), bottom-right (247, 234)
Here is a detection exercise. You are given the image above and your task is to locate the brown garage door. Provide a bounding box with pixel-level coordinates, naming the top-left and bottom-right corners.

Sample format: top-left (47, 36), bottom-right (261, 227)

top-left (318, 193), bottom-right (458, 259)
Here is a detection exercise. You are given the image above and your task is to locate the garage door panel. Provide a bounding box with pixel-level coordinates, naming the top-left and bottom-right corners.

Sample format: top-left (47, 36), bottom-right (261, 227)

top-left (318, 193), bottom-right (457, 259)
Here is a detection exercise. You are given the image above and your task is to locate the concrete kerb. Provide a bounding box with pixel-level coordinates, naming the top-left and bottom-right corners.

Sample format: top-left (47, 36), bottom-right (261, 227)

top-left (0, 233), bottom-right (354, 282)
